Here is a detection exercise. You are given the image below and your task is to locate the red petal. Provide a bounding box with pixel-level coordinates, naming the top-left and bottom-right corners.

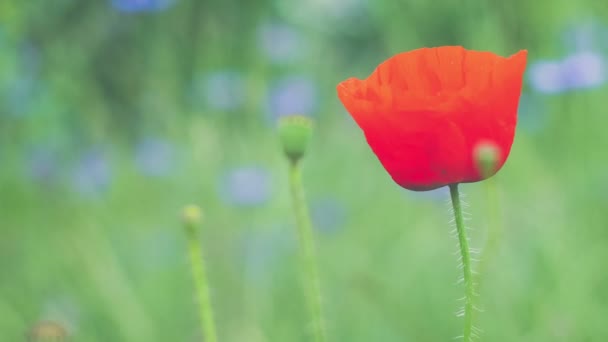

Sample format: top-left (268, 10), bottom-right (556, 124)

top-left (336, 47), bottom-right (528, 190)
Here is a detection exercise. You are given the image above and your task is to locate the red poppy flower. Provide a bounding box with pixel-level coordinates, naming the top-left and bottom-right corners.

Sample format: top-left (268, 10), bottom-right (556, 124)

top-left (337, 46), bottom-right (527, 191)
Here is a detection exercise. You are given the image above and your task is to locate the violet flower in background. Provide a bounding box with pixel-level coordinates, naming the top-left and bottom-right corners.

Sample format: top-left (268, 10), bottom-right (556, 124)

top-left (25, 147), bottom-right (60, 186)
top-left (528, 60), bottom-right (567, 94)
top-left (257, 23), bottom-right (305, 64)
top-left (266, 76), bottom-right (317, 122)
top-left (192, 71), bottom-right (246, 111)
top-left (110, 0), bottom-right (176, 13)
top-left (310, 197), bottom-right (347, 234)
top-left (219, 166), bottom-right (272, 207)
top-left (528, 51), bottom-right (606, 94)
top-left (134, 138), bottom-right (174, 177)
top-left (71, 149), bottom-right (112, 197)
top-left (560, 51), bottom-right (606, 90)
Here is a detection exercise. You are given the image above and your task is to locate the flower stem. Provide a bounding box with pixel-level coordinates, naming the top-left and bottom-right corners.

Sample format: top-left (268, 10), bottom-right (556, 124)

top-left (184, 220), bottom-right (218, 342)
top-left (288, 161), bottom-right (326, 342)
top-left (449, 183), bottom-right (474, 342)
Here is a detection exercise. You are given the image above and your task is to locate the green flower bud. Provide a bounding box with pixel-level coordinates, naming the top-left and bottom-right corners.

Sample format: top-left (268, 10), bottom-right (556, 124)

top-left (182, 204), bottom-right (202, 229)
top-left (474, 141), bottom-right (501, 178)
top-left (278, 114), bottom-right (313, 164)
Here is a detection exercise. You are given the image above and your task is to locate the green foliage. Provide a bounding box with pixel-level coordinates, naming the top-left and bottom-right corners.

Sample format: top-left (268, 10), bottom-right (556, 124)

top-left (1, 0), bottom-right (608, 341)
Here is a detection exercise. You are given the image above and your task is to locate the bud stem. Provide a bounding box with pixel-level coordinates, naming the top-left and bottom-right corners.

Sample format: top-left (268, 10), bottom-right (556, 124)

top-left (184, 220), bottom-right (218, 342)
top-left (449, 184), bottom-right (475, 342)
top-left (288, 161), bottom-right (327, 342)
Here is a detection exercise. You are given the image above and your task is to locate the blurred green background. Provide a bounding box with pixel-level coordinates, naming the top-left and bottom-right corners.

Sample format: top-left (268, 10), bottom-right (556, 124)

top-left (1, 0), bottom-right (608, 341)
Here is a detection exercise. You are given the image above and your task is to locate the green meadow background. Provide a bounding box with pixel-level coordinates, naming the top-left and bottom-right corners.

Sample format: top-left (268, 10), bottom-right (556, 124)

top-left (1, 0), bottom-right (608, 341)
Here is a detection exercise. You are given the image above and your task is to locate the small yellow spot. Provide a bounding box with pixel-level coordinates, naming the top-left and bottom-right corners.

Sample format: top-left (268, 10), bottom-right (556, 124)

top-left (182, 204), bottom-right (202, 224)
top-left (28, 320), bottom-right (68, 341)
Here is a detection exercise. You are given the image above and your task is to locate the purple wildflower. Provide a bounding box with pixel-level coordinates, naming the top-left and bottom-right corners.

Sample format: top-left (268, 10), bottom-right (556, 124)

top-left (258, 23), bottom-right (304, 64)
top-left (134, 138), bottom-right (174, 177)
top-left (110, 0), bottom-right (176, 13)
top-left (528, 52), bottom-right (606, 94)
top-left (71, 149), bottom-right (112, 197)
top-left (560, 51), bottom-right (606, 90)
top-left (220, 166), bottom-right (271, 207)
top-left (25, 147), bottom-right (60, 185)
top-left (266, 76), bottom-right (317, 122)
top-left (528, 60), bottom-right (566, 94)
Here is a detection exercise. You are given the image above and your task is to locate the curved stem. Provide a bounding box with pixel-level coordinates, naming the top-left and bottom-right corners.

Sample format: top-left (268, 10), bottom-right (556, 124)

top-left (449, 184), bottom-right (474, 341)
top-left (288, 161), bottom-right (326, 342)
top-left (185, 222), bottom-right (218, 342)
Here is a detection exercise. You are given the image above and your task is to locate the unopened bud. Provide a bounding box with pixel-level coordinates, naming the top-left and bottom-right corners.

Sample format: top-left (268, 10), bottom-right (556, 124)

top-left (27, 320), bottom-right (68, 341)
top-left (278, 114), bottom-right (313, 164)
top-left (182, 205), bottom-right (202, 226)
top-left (474, 141), bottom-right (501, 178)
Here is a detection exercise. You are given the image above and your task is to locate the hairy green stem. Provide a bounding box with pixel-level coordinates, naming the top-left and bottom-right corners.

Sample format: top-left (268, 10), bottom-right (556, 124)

top-left (449, 184), bottom-right (474, 341)
top-left (185, 223), bottom-right (218, 342)
top-left (288, 161), bottom-right (326, 342)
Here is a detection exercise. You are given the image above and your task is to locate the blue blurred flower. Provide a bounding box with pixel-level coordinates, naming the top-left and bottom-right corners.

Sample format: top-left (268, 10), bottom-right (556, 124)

top-left (528, 52), bottom-right (606, 94)
top-left (71, 149), bottom-right (112, 197)
top-left (258, 23), bottom-right (304, 64)
top-left (192, 71), bottom-right (246, 111)
top-left (110, 0), bottom-right (176, 13)
top-left (266, 76), bottom-right (317, 122)
top-left (310, 197), bottom-right (347, 234)
top-left (560, 51), bottom-right (606, 90)
top-left (134, 138), bottom-right (174, 177)
top-left (25, 147), bottom-right (60, 185)
top-left (219, 166), bottom-right (271, 207)
top-left (528, 60), bottom-right (566, 94)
